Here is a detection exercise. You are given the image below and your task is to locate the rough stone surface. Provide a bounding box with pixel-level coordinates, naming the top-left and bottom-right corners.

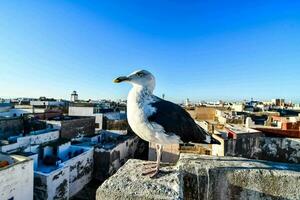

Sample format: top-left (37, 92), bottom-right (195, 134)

top-left (96, 159), bottom-right (181, 200)
top-left (178, 154), bottom-right (300, 200)
top-left (96, 154), bottom-right (300, 200)
top-left (225, 135), bottom-right (300, 164)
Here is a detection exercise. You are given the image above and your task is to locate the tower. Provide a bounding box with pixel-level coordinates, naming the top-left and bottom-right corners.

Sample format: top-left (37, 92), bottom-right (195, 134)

top-left (71, 91), bottom-right (78, 102)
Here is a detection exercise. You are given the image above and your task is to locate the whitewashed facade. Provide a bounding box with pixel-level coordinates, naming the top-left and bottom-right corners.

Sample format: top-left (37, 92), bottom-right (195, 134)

top-left (0, 129), bottom-right (59, 153)
top-left (34, 142), bottom-right (93, 199)
top-left (93, 133), bottom-right (139, 181)
top-left (68, 106), bottom-right (124, 129)
top-left (0, 154), bottom-right (34, 200)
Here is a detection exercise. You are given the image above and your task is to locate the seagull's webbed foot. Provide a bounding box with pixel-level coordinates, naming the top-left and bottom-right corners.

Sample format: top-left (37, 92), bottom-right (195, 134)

top-left (142, 167), bottom-right (159, 178)
top-left (137, 161), bottom-right (156, 168)
top-left (142, 162), bottom-right (157, 175)
top-left (142, 161), bottom-right (156, 166)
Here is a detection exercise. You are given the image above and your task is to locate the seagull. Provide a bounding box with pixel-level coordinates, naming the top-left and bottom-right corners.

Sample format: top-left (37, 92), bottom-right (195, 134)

top-left (114, 70), bottom-right (220, 177)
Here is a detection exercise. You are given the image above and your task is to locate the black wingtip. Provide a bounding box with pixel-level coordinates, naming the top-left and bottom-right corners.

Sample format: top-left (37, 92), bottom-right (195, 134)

top-left (210, 137), bottom-right (221, 145)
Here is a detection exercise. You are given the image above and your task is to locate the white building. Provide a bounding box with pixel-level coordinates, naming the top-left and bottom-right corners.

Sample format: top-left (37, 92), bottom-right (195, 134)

top-left (185, 98), bottom-right (191, 107)
top-left (0, 105), bottom-right (48, 118)
top-left (34, 140), bottom-right (93, 200)
top-left (30, 100), bottom-right (65, 107)
top-left (68, 103), bottom-right (125, 129)
top-left (70, 91), bottom-right (79, 102)
top-left (0, 129), bottom-right (59, 153)
top-left (0, 103), bottom-right (12, 113)
top-left (231, 103), bottom-right (245, 112)
top-left (0, 153), bottom-right (34, 200)
top-left (73, 130), bottom-right (139, 182)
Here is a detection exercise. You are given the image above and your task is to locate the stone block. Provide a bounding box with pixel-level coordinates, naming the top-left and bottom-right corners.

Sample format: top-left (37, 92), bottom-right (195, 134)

top-left (97, 154), bottom-right (300, 200)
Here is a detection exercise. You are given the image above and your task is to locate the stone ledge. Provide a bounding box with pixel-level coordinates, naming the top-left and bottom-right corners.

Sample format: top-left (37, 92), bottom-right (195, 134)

top-left (96, 159), bottom-right (181, 200)
top-left (96, 154), bottom-right (300, 200)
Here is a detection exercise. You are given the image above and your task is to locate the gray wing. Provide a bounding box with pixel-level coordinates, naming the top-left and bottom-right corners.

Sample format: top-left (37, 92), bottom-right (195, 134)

top-left (148, 97), bottom-right (217, 144)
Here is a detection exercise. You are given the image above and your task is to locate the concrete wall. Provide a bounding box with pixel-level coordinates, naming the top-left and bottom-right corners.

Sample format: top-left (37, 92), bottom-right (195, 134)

top-left (68, 106), bottom-right (105, 129)
top-left (104, 112), bottom-right (126, 120)
top-left (225, 134), bottom-right (300, 164)
top-left (0, 117), bottom-right (23, 139)
top-left (105, 119), bottom-right (128, 130)
top-left (19, 130), bottom-right (60, 145)
top-left (34, 147), bottom-right (93, 199)
top-left (68, 106), bottom-right (94, 116)
top-left (66, 147), bottom-right (93, 197)
top-left (96, 154), bottom-right (300, 200)
top-left (0, 108), bottom-right (34, 118)
top-left (60, 117), bottom-right (95, 139)
top-left (58, 142), bottom-right (71, 160)
top-left (179, 154), bottom-right (300, 200)
top-left (94, 136), bottom-right (139, 182)
top-left (186, 107), bottom-right (216, 121)
top-left (0, 130), bottom-right (59, 153)
top-left (0, 155), bottom-right (34, 200)
top-left (211, 134), bottom-right (225, 156)
top-left (95, 114), bottom-right (104, 129)
top-left (148, 143), bottom-right (180, 163)
top-left (34, 166), bottom-right (69, 200)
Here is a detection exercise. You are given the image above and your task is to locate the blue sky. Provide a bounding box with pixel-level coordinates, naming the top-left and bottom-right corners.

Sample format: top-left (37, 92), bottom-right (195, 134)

top-left (0, 1), bottom-right (300, 102)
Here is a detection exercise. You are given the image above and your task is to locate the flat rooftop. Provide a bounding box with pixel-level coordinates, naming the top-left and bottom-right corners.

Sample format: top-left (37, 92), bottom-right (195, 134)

top-left (36, 144), bottom-right (91, 174)
top-left (0, 128), bottom-right (58, 146)
top-left (0, 153), bottom-right (31, 170)
top-left (226, 124), bottom-right (261, 134)
top-left (47, 115), bottom-right (93, 121)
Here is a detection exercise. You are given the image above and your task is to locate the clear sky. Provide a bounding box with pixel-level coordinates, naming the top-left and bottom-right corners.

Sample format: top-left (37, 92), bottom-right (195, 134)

top-left (1, 1), bottom-right (300, 103)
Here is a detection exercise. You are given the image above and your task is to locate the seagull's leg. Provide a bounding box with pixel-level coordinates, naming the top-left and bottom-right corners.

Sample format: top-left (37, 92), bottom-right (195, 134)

top-left (150, 144), bottom-right (162, 178)
top-left (142, 144), bottom-right (162, 178)
top-left (141, 144), bottom-right (159, 170)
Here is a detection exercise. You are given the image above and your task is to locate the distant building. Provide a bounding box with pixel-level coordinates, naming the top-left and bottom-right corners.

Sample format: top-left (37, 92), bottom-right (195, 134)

top-left (210, 124), bottom-right (300, 164)
top-left (0, 103), bottom-right (35, 118)
top-left (70, 91), bottom-right (79, 102)
top-left (272, 98), bottom-right (285, 107)
top-left (216, 110), bottom-right (245, 124)
top-left (68, 102), bottom-right (126, 129)
top-left (185, 98), bottom-right (191, 107)
top-left (255, 115), bottom-right (300, 138)
top-left (0, 103), bottom-right (12, 113)
top-left (28, 110), bottom-right (63, 120)
top-left (30, 97), bottom-right (66, 108)
top-left (0, 106), bottom-right (47, 118)
top-left (45, 115), bottom-right (95, 139)
top-left (74, 130), bottom-right (139, 182)
top-left (0, 117), bottom-right (24, 139)
top-left (149, 142), bottom-right (180, 163)
top-left (34, 139), bottom-right (93, 200)
top-left (231, 103), bottom-right (245, 112)
top-left (186, 106), bottom-right (219, 121)
top-left (0, 153), bottom-right (34, 200)
top-left (0, 128), bottom-right (60, 153)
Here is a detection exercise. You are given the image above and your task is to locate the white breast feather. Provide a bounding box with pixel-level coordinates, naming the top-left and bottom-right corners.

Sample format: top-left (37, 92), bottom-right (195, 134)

top-left (127, 87), bottom-right (182, 145)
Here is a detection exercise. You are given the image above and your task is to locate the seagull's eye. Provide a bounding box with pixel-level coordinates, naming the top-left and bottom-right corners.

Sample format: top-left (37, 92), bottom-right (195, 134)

top-left (136, 72), bottom-right (144, 77)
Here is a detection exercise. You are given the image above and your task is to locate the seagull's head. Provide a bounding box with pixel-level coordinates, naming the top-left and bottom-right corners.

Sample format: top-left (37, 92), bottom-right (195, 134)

top-left (113, 70), bottom-right (156, 92)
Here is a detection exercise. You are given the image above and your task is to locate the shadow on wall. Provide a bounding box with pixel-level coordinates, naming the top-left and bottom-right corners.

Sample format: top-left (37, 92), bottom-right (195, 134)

top-left (183, 168), bottom-right (296, 200)
top-left (225, 137), bottom-right (300, 164)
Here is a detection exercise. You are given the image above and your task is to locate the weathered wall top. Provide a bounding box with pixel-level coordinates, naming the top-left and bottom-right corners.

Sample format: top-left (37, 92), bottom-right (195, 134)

top-left (97, 153), bottom-right (300, 200)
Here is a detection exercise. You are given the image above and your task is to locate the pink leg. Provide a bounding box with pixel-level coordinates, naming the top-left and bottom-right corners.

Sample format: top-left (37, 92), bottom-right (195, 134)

top-left (142, 144), bottom-right (163, 178)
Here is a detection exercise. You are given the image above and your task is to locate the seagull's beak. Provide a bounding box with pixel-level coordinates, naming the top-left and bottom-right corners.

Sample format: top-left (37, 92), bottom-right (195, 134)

top-left (113, 76), bottom-right (129, 83)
